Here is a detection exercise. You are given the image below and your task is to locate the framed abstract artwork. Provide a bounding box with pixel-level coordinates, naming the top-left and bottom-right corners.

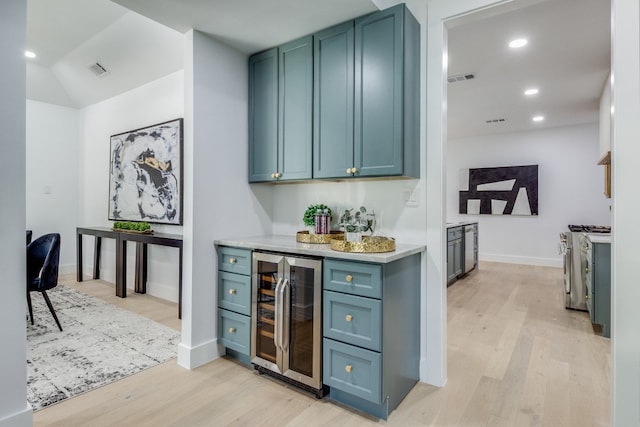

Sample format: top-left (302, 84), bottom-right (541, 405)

top-left (108, 118), bottom-right (183, 225)
top-left (459, 164), bottom-right (538, 216)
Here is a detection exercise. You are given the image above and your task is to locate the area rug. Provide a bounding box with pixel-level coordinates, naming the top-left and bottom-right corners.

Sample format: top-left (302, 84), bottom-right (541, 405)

top-left (26, 285), bottom-right (181, 411)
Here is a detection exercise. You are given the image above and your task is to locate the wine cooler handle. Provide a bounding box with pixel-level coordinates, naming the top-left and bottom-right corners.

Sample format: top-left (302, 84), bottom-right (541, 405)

top-left (281, 279), bottom-right (290, 353)
top-left (273, 277), bottom-right (284, 352)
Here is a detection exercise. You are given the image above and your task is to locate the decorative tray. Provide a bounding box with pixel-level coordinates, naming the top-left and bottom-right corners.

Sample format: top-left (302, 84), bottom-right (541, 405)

top-left (330, 236), bottom-right (396, 253)
top-left (111, 228), bottom-right (154, 235)
top-left (296, 230), bottom-right (344, 244)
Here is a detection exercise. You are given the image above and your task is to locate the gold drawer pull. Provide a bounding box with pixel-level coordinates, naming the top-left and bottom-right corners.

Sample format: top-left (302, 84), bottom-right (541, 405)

top-left (228, 288), bottom-right (237, 295)
top-left (228, 327), bottom-right (236, 334)
top-left (345, 364), bottom-right (353, 373)
top-left (229, 257), bottom-right (237, 264)
top-left (345, 275), bottom-right (353, 283)
top-left (345, 314), bottom-right (353, 322)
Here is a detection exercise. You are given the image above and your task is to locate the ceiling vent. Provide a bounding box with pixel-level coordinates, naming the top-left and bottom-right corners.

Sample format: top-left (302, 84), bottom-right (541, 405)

top-left (88, 61), bottom-right (109, 77)
top-left (447, 72), bottom-right (476, 83)
top-left (485, 118), bottom-right (507, 124)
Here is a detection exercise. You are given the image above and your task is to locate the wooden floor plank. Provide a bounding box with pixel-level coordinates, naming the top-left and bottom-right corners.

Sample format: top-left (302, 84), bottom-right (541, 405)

top-left (34, 263), bottom-right (610, 426)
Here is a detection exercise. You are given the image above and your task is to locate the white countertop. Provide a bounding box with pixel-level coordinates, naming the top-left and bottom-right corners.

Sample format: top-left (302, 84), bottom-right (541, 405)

top-left (447, 220), bottom-right (478, 228)
top-left (586, 233), bottom-right (612, 244)
top-left (214, 234), bottom-right (425, 263)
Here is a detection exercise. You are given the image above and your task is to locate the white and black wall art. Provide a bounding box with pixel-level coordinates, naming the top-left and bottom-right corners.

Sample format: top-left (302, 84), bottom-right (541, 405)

top-left (459, 165), bottom-right (538, 216)
top-left (108, 118), bottom-right (183, 225)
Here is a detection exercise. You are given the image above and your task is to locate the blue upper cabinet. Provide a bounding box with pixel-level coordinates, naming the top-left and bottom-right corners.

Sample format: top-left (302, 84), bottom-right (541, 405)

top-left (249, 4), bottom-right (420, 183)
top-left (248, 48), bottom-right (278, 182)
top-left (354, 4), bottom-right (420, 178)
top-left (313, 21), bottom-right (355, 179)
top-left (249, 36), bottom-right (313, 183)
top-left (279, 36), bottom-right (313, 181)
top-left (313, 4), bottom-right (420, 179)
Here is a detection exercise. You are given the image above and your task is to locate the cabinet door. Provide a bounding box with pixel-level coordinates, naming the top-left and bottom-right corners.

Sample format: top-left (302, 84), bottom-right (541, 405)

top-left (248, 48), bottom-right (278, 182)
top-left (313, 22), bottom-right (355, 179)
top-left (454, 239), bottom-right (463, 276)
top-left (279, 36), bottom-right (313, 181)
top-left (447, 241), bottom-right (456, 282)
top-left (354, 6), bottom-right (403, 177)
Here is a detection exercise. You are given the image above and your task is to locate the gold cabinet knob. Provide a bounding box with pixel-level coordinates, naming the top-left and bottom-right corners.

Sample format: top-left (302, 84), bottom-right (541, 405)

top-left (228, 327), bottom-right (236, 334)
top-left (271, 173), bottom-right (276, 178)
top-left (345, 314), bottom-right (353, 322)
top-left (228, 288), bottom-right (237, 295)
top-left (345, 364), bottom-right (353, 373)
top-left (352, 167), bottom-right (358, 174)
top-left (276, 172), bottom-right (282, 178)
top-left (229, 257), bottom-right (237, 264)
top-left (346, 168), bottom-right (352, 174)
top-left (345, 275), bottom-right (353, 283)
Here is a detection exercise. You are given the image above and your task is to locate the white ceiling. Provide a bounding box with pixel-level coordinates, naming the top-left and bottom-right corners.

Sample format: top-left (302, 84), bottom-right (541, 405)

top-left (26, 0), bottom-right (611, 139)
top-left (447, 0), bottom-right (610, 139)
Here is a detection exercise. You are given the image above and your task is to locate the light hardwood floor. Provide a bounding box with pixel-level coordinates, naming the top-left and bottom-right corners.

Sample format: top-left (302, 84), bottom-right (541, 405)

top-left (34, 263), bottom-right (610, 426)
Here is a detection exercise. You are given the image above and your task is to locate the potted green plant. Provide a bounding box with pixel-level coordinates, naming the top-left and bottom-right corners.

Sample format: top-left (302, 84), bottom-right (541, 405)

top-left (339, 206), bottom-right (375, 242)
top-left (302, 204), bottom-right (332, 234)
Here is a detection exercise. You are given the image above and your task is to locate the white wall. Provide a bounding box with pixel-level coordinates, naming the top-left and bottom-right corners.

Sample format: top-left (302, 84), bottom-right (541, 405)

top-left (26, 101), bottom-right (79, 274)
top-left (611, 0), bottom-right (640, 424)
top-left (447, 123), bottom-right (611, 267)
top-left (271, 179), bottom-right (425, 243)
top-left (179, 30), bottom-right (272, 368)
top-left (78, 70), bottom-right (184, 302)
top-left (0, 1), bottom-right (32, 425)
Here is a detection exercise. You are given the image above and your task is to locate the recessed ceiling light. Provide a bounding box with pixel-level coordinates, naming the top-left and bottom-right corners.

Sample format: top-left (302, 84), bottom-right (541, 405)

top-left (532, 115), bottom-right (545, 122)
top-left (509, 38), bottom-right (528, 48)
top-left (524, 88), bottom-right (539, 96)
top-left (24, 50), bottom-right (36, 59)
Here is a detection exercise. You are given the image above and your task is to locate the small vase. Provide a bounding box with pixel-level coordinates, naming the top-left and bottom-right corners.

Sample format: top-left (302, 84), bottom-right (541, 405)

top-left (345, 231), bottom-right (362, 242)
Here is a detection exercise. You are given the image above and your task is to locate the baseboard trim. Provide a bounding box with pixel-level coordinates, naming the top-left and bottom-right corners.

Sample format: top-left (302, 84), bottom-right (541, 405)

top-left (0, 405), bottom-right (33, 427)
top-left (177, 338), bottom-right (221, 370)
top-left (419, 358), bottom-right (447, 387)
top-left (479, 253), bottom-right (562, 268)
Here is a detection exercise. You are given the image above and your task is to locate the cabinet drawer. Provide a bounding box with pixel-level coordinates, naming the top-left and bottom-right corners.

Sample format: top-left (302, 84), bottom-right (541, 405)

top-left (219, 309), bottom-right (251, 356)
top-left (323, 290), bottom-right (381, 351)
top-left (218, 247), bottom-right (252, 275)
top-left (324, 259), bottom-right (382, 299)
top-left (447, 227), bottom-right (462, 241)
top-left (218, 272), bottom-right (251, 316)
top-left (323, 338), bottom-right (381, 404)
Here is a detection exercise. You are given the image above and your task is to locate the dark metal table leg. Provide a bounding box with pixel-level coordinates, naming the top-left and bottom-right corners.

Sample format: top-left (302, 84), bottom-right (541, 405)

top-left (135, 243), bottom-right (148, 294)
top-left (93, 236), bottom-right (102, 279)
top-left (77, 232), bottom-right (83, 282)
top-left (116, 237), bottom-right (127, 298)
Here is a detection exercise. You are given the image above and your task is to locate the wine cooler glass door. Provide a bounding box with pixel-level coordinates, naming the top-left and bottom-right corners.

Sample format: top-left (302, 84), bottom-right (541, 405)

top-left (251, 253), bottom-right (284, 371)
top-left (281, 256), bottom-right (322, 389)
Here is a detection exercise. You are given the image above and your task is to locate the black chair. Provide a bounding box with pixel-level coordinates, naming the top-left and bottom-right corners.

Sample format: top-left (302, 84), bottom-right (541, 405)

top-left (26, 233), bottom-right (63, 331)
top-left (26, 230), bottom-right (32, 245)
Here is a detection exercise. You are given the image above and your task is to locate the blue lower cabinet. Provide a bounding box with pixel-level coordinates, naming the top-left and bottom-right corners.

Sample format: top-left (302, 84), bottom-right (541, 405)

top-left (323, 290), bottom-right (381, 351)
top-left (323, 338), bottom-right (381, 403)
top-left (322, 253), bottom-right (421, 420)
top-left (219, 309), bottom-right (251, 356)
top-left (218, 271), bottom-right (251, 316)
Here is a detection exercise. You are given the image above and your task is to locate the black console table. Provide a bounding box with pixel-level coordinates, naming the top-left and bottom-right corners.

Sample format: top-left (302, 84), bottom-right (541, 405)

top-left (76, 227), bottom-right (183, 318)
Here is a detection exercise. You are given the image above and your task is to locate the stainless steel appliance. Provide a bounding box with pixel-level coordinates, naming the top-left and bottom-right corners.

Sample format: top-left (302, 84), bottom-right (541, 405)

top-left (251, 251), bottom-right (324, 396)
top-left (464, 223), bottom-right (478, 274)
top-left (560, 225), bottom-right (611, 311)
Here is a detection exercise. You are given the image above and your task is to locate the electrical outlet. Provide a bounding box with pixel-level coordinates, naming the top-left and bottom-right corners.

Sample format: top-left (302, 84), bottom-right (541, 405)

top-left (405, 189), bottom-right (418, 207)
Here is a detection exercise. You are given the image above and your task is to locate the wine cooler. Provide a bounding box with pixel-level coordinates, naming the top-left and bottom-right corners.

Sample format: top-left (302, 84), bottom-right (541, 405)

top-left (251, 251), bottom-right (324, 395)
